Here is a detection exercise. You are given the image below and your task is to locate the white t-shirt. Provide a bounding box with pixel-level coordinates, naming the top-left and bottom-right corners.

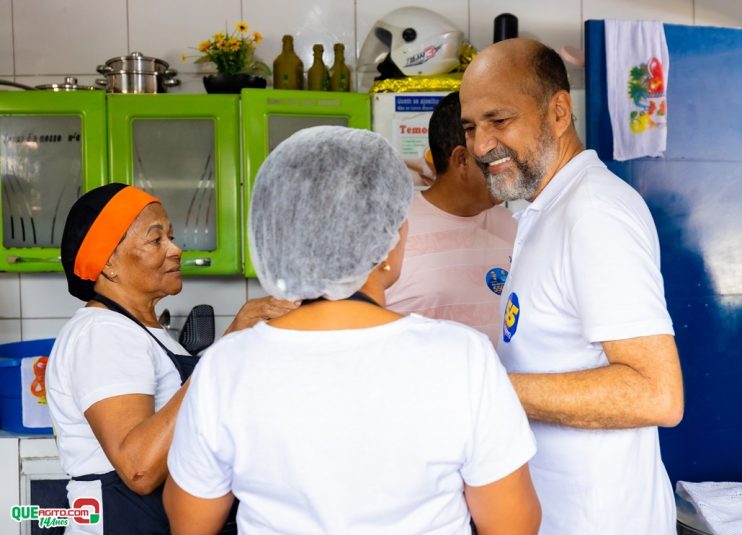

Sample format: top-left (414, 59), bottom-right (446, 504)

top-left (46, 307), bottom-right (184, 534)
top-left (497, 150), bottom-right (676, 535)
top-left (386, 191), bottom-right (516, 346)
top-left (168, 314), bottom-right (535, 535)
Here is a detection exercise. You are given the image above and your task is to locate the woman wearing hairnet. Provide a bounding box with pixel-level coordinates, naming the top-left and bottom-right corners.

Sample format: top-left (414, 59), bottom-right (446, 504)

top-left (163, 126), bottom-right (541, 534)
top-left (45, 183), bottom-right (297, 534)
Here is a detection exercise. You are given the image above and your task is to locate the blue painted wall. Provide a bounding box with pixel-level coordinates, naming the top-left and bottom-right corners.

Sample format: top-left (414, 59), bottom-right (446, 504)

top-left (585, 20), bottom-right (742, 485)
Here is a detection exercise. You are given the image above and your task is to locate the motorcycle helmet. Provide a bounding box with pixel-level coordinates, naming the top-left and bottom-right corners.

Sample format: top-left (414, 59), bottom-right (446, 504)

top-left (357, 7), bottom-right (464, 91)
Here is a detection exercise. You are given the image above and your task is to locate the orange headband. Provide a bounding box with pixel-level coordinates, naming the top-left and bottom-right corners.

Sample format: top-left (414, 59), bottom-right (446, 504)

top-left (73, 186), bottom-right (160, 281)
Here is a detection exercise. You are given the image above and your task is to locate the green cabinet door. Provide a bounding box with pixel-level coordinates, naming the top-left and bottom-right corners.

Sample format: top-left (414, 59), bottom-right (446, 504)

top-left (241, 88), bottom-right (371, 277)
top-left (0, 91), bottom-right (108, 272)
top-left (107, 94), bottom-right (241, 275)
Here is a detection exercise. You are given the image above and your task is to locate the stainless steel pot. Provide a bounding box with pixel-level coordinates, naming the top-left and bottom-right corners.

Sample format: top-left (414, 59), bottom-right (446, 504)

top-left (95, 71), bottom-right (181, 93)
top-left (97, 51), bottom-right (176, 78)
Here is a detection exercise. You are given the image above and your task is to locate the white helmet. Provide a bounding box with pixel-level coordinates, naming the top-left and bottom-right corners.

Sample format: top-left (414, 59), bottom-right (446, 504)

top-left (357, 7), bottom-right (463, 91)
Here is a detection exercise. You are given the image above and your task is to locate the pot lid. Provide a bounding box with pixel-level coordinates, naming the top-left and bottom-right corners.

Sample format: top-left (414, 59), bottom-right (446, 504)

top-left (103, 51), bottom-right (170, 68)
top-left (35, 77), bottom-right (101, 91)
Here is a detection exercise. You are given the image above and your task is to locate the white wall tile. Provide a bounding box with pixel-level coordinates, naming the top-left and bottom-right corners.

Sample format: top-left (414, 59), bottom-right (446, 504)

top-left (469, 0), bottom-right (582, 54)
top-left (246, 277), bottom-right (268, 299)
top-left (167, 73), bottom-right (208, 94)
top-left (13, 0), bottom-right (127, 76)
top-left (128, 0), bottom-right (241, 77)
top-left (20, 318), bottom-right (67, 341)
top-left (0, 0), bottom-right (13, 76)
top-left (694, 0), bottom-right (742, 27)
top-left (0, 273), bottom-right (21, 318)
top-left (19, 273), bottom-right (79, 318)
top-left (584, 0), bottom-right (694, 25)
top-left (0, 319), bottom-right (21, 343)
top-left (156, 276), bottom-right (248, 317)
top-left (250, 0), bottom-right (355, 86)
top-left (214, 316), bottom-right (233, 339)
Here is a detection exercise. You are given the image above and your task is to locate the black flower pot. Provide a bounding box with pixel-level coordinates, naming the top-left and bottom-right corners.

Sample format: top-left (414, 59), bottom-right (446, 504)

top-left (203, 73), bottom-right (267, 94)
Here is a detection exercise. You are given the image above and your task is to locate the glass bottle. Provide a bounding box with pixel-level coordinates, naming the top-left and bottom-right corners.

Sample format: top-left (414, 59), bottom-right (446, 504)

top-left (273, 35), bottom-right (304, 90)
top-left (307, 44), bottom-right (330, 91)
top-left (329, 43), bottom-right (350, 92)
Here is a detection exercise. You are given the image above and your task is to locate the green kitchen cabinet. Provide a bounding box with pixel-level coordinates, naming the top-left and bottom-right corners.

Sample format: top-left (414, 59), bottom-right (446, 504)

top-left (107, 94), bottom-right (241, 275)
top-left (0, 91), bottom-right (108, 272)
top-left (241, 88), bottom-right (371, 277)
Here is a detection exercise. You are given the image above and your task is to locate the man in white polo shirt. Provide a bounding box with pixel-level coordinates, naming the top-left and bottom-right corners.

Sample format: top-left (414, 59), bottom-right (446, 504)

top-left (460, 38), bottom-right (684, 534)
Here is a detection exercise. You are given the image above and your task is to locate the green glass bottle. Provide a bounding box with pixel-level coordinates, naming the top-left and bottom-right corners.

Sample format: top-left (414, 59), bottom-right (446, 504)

top-left (307, 44), bottom-right (330, 91)
top-left (329, 43), bottom-right (350, 92)
top-left (273, 35), bottom-right (304, 90)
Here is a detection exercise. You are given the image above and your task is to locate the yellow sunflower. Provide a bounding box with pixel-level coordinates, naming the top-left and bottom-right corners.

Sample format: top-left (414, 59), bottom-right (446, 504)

top-left (198, 40), bottom-right (212, 53)
top-left (253, 31), bottom-right (263, 44)
top-left (236, 21), bottom-right (249, 33)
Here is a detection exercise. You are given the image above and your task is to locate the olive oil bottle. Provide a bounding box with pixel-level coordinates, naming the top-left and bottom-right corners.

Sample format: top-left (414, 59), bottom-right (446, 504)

top-left (329, 43), bottom-right (350, 92)
top-left (273, 35), bottom-right (304, 90)
top-left (307, 44), bottom-right (330, 91)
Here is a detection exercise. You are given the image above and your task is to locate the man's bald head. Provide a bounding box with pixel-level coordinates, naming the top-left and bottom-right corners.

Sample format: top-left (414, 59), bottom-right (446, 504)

top-left (463, 38), bottom-right (570, 109)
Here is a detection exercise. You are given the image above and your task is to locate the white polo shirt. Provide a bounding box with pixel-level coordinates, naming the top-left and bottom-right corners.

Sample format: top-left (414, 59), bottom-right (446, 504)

top-left (496, 150), bottom-right (676, 534)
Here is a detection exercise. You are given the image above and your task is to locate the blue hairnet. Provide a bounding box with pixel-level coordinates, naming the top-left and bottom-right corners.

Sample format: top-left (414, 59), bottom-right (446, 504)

top-left (249, 126), bottom-right (412, 301)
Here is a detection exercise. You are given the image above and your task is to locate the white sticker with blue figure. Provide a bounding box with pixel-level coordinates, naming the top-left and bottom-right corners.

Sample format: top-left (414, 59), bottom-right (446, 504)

top-left (502, 292), bottom-right (520, 343)
top-left (485, 267), bottom-right (509, 295)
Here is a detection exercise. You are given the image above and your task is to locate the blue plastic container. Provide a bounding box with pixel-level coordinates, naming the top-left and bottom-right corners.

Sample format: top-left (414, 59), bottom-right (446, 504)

top-left (0, 339), bottom-right (55, 434)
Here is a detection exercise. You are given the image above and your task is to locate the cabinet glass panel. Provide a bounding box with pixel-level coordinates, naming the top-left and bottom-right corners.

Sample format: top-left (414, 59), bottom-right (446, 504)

top-left (1, 116), bottom-right (82, 249)
top-left (0, 91), bottom-right (108, 272)
top-left (107, 94), bottom-right (241, 275)
top-left (241, 89), bottom-right (371, 277)
top-left (131, 119), bottom-right (216, 252)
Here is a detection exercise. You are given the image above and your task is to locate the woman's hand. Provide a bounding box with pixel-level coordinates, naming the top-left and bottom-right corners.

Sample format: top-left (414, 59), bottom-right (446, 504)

top-left (224, 296), bottom-right (299, 334)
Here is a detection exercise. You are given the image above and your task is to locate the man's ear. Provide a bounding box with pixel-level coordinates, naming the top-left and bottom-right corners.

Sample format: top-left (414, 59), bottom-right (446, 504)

top-left (451, 145), bottom-right (469, 169)
top-left (551, 89), bottom-right (573, 138)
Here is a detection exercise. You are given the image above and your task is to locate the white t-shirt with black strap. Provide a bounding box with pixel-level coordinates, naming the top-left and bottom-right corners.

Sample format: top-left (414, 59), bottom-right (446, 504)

top-left (168, 314), bottom-right (536, 534)
top-left (46, 307), bottom-right (184, 534)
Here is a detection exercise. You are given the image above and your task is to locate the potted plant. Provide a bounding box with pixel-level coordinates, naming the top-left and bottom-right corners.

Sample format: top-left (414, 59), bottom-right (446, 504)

top-left (185, 22), bottom-right (271, 93)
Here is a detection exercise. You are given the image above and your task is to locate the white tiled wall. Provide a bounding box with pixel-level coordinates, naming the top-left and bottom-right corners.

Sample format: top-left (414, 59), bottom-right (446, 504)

top-left (0, 0), bottom-right (740, 342)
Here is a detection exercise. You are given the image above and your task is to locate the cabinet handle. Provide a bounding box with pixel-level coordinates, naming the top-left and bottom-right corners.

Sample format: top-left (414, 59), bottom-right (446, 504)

top-left (6, 255), bottom-right (61, 264)
top-left (181, 258), bottom-right (212, 267)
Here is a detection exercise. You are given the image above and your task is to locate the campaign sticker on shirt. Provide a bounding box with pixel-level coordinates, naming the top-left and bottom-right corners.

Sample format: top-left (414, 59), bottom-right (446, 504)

top-left (502, 292), bottom-right (520, 343)
top-left (485, 267), bottom-right (509, 295)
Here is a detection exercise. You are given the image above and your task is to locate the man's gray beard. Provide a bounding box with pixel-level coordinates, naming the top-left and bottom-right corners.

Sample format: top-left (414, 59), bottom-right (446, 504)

top-left (484, 125), bottom-right (558, 202)
top-left (485, 168), bottom-right (541, 202)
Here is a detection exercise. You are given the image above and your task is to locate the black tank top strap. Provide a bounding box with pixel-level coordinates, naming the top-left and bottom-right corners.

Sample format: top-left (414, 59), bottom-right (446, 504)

top-left (301, 291), bottom-right (381, 308)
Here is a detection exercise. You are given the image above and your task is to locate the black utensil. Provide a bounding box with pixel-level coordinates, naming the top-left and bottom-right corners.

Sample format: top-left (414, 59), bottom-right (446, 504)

top-left (178, 304), bottom-right (215, 355)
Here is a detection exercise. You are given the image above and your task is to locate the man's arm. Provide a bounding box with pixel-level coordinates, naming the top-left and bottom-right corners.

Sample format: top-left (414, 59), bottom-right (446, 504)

top-left (163, 475), bottom-right (234, 535)
top-left (465, 463), bottom-right (541, 535)
top-left (508, 334), bottom-right (683, 429)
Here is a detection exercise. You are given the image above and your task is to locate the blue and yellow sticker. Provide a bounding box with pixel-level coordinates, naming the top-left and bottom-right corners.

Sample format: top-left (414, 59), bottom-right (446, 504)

top-left (485, 267), bottom-right (509, 295)
top-left (502, 292), bottom-right (520, 343)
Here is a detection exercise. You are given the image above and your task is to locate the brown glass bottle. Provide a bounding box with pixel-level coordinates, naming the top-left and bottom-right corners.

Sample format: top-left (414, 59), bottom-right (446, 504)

top-left (307, 44), bottom-right (330, 91)
top-left (329, 43), bottom-right (350, 92)
top-left (273, 35), bottom-right (304, 90)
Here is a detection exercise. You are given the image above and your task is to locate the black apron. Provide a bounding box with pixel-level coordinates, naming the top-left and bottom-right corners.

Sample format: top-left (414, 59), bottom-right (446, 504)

top-left (71, 294), bottom-right (237, 534)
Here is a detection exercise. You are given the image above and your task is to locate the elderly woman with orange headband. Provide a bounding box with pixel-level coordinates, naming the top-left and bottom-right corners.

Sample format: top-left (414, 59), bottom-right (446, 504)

top-left (45, 183), bottom-right (296, 534)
